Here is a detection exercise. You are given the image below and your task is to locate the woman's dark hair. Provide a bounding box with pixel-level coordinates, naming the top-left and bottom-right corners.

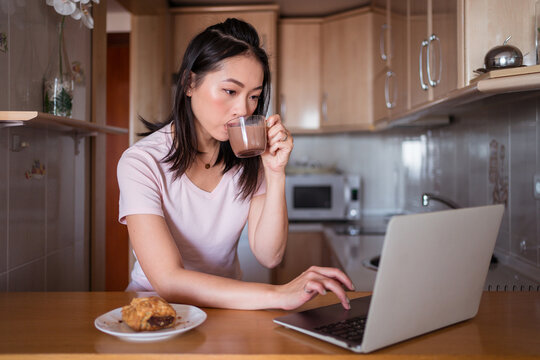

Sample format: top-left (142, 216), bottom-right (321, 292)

top-left (140, 18), bottom-right (270, 200)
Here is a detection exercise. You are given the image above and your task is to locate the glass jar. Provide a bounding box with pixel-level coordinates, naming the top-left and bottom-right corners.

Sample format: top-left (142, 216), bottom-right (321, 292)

top-left (43, 17), bottom-right (74, 118)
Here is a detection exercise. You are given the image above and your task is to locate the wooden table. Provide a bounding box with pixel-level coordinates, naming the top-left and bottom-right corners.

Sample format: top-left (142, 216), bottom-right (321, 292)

top-left (0, 291), bottom-right (539, 359)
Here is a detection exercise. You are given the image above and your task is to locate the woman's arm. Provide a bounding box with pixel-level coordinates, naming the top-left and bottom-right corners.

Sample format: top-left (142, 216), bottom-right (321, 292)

top-left (126, 213), bottom-right (353, 310)
top-left (247, 114), bottom-right (292, 268)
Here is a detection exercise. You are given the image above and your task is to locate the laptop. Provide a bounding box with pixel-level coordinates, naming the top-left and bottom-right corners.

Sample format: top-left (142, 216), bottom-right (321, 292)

top-left (274, 204), bottom-right (505, 353)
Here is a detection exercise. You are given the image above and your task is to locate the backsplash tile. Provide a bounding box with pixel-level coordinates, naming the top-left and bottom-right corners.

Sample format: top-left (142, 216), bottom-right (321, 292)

top-left (46, 242), bottom-right (88, 291)
top-left (509, 100), bottom-right (538, 265)
top-left (1, 2), bottom-right (91, 292)
top-left (0, 2), bottom-right (8, 110)
top-left (0, 273), bottom-right (6, 291)
top-left (8, 259), bottom-right (45, 291)
top-left (472, 125), bottom-right (491, 206)
top-left (291, 95), bottom-right (540, 280)
top-left (487, 103), bottom-right (511, 252)
top-left (46, 131), bottom-right (75, 253)
top-left (537, 98), bottom-right (540, 268)
top-left (1, 127), bottom-right (90, 292)
top-left (8, 127), bottom-right (47, 268)
top-left (0, 129), bottom-right (7, 273)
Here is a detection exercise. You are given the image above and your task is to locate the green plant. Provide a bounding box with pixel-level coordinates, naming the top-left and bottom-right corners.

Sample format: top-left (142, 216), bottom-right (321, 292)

top-left (55, 87), bottom-right (73, 115)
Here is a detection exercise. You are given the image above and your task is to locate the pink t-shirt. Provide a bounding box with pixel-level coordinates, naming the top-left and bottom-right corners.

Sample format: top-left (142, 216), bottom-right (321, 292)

top-left (117, 123), bottom-right (265, 291)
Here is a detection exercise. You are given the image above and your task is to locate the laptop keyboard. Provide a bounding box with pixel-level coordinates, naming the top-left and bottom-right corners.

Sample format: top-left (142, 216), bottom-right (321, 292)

top-left (314, 316), bottom-right (367, 343)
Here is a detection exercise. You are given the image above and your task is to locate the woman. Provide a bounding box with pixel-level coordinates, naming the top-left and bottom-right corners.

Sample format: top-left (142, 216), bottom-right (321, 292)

top-left (117, 18), bottom-right (354, 310)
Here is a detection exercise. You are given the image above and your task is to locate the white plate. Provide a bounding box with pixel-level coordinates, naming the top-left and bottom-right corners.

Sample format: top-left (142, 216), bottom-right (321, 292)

top-left (94, 303), bottom-right (207, 342)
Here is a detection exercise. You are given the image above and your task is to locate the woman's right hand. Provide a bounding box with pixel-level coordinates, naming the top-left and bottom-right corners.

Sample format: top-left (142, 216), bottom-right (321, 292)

top-left (274, 266), bottom-right (355, 311)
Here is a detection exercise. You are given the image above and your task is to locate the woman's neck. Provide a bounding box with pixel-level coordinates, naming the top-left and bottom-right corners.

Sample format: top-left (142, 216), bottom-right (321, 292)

top-left (194, 121), bottom-right (219, 153)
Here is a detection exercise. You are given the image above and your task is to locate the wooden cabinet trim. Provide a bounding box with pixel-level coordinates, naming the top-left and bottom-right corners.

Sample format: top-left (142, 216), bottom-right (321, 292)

top-left (323, 6), bottom-right (371, 22)
top-left (170, 4), bottom-right (279, 14)
top-left (279, 18), bottom-right (323, 25)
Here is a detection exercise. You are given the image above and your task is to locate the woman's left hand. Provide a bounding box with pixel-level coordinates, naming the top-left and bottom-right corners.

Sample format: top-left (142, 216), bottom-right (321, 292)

top-left (261, 114), bottom-right (293, 173)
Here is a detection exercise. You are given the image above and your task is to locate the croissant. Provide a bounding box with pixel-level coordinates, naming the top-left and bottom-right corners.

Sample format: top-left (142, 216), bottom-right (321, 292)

top-left (122, 296), bottom-right (177, 331)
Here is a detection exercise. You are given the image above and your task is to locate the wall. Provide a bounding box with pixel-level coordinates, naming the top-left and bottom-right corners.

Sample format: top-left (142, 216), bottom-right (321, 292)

top-left (0, 2), bottom-right (91, 291)
top-left (290, 94), bottom-right (540, 281)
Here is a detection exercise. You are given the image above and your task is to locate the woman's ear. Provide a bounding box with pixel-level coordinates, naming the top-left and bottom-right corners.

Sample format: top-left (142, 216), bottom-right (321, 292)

top-left (185, 71), bottom-right (196, 97)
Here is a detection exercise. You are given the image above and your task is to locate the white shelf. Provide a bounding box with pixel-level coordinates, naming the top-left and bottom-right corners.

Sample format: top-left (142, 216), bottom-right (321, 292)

top-left (0, 111), bottom-right (128, 135)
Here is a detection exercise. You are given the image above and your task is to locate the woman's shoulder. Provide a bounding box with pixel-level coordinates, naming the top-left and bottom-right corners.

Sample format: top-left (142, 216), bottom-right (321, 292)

top-left (119, 123), bottom-right (173, 170)
top-left (122, 124), bottom-right (172, 159)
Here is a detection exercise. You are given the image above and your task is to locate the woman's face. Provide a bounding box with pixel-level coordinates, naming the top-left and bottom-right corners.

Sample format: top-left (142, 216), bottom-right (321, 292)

top-left (189, 54), bottom-right (264, 142)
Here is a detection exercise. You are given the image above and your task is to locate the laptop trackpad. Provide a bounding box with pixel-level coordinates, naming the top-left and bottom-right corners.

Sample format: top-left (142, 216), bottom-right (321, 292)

top-left (274, 295), bottom-right (371, 329)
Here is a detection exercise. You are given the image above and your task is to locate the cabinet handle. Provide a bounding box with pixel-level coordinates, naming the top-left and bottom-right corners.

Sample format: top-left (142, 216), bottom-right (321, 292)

top-left (322, 92), bottom-right (328, 123)
top-left (280, 94), bottom-right (286, 121)
top-left (427, 34), bottom-right (442, 87)
top-left (385, 70), bottom-right (397, 109)
top-left (419, 39), bottom-right (429, 91)
top-left (380, 23), bottom-right (388, 61)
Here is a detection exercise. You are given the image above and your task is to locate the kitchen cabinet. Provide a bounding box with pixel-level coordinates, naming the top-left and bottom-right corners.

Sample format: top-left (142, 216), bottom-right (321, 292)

top-left (389, 0), bottom-right (409, 114)
top-left (272, 232), bottom-right (341, 285)
top-left (171, 5), bottom-right (279, 114)
top-left (372, 0), bottom-right (409, 123)
top-left (373, 0), bottom-right (539, 127)
top-left (462, 0), bottom-right (537, 85)
top-left (278, 19), bottom-right (322, 130)
top-left (372, 4), bottom-right (389, 123)
top-left (321, 8), bottom-right (374, 130)
top-left (409, 0), bottom-right (458, 109)
top-left (431, 0), bottom-right (458, 98)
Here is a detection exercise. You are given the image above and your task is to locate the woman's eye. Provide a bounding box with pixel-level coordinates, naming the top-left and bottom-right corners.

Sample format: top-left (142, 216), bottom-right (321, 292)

top-left (224, 89), bottom-right (236, 95)
top-left (250, 95), bottom-right (261, 101)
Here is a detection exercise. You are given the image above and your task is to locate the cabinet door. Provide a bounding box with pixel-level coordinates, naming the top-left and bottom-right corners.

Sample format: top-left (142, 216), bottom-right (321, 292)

top-left (430, 0), bottom-right (458, 99)
top-left (409, 0), bottom-right (430, 109)
top-left (272, 232), bottom-right (327, 285)
top-left (172, 9), bottom-right (278, 113)
top-left (321, 11), bottom-right (373, 128)
top-left (278, 20), bottom-right (321, 130)
top-left (389, 0), bottom-right (409, 115)
top-left (372, 6), bottom-right (390, 123)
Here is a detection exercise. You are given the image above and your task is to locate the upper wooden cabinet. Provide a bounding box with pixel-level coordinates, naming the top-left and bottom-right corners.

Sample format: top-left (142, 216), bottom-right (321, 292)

top-left (321, 8), bottom-right (374, 130)
top-left (279, 8), bottom-right (376, 132)
top-left (171, 5), bottom-right (279, 114)
top-left (278, 19), bottom-right (322, 131)
top-left (409, 0), bottom-right (458, 109)
top-left (373, 0), bottom-right (409, 123)
top-left (462, 0), bottom-right (537, 85)
top-left (170, 2), bottom-right (539, 133)
top-left (390, 0), bottom-right (536, 122)
top-left (372, 5), bottom-right (389, 124)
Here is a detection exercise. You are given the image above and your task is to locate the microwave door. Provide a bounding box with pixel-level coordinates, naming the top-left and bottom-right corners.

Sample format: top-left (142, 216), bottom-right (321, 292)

top-left (287, 182), bottom-right (345, 220)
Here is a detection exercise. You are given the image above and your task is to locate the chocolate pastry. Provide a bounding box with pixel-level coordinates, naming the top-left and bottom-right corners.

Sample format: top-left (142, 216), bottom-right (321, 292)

top-left (122, 296), bottom-right (177, 331)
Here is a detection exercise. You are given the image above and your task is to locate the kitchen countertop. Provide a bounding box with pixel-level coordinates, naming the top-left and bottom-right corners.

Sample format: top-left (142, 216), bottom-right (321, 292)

top-left (0, 291), bottom-right (539, 358)
top-left (290, 219), bottom-right (540, 292)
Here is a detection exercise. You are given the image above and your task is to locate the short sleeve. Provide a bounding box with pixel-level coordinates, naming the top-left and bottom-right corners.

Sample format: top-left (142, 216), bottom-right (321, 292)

top-left (117, 151), bottom-right (164, 224)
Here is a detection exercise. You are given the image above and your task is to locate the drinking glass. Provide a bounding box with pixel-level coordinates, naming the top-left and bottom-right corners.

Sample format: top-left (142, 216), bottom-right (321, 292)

top-left (227, 115), bottom-right (267, 158)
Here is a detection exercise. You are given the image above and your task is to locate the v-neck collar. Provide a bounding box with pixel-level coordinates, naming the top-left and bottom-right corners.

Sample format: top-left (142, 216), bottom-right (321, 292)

top-left (184, 170), bottom-right (229, 198)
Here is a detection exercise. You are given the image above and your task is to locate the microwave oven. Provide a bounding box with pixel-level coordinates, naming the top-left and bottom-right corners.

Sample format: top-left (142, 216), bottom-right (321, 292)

top-left (285, 174), bottom-right (361, 221)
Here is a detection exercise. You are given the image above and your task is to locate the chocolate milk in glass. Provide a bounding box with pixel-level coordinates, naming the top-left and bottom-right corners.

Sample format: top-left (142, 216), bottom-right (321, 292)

top-left (227, 116), bottom-right (266, 158)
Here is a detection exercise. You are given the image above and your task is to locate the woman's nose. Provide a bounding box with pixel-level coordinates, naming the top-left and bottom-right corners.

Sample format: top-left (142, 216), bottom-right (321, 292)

top-left (232, 96), bottom-right (249, 118)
